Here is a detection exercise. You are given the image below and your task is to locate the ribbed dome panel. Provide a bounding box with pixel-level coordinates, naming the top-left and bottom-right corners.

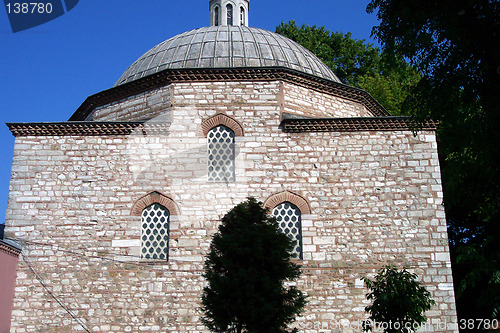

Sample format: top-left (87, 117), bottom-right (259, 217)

top-left (115, 26), bottom-right (340, 86)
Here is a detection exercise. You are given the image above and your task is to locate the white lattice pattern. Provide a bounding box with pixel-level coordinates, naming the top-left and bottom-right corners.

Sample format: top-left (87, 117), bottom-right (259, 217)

top-left (141, 204), bottom-right (170, 260)
top-left (207, 125), bottom-right (235, 182)
top-left (273, 202), bottom-right (302, 259)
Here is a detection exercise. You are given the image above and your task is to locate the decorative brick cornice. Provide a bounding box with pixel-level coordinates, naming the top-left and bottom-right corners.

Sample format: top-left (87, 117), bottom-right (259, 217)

top-left (264, 190), bottom-right (312, 214)
top-left (7, 122), bottom-right (170, 137)
top-left (280, 117), bottom-right (439, 133)
top-left (68, 67), bottom-right (390, 121)
top-left (7, 117), bottom-right (437, 137)
top-left (200, 113), bottom-right (244, 137)
top-left (131, 192), bottom-right (179, 216)
top-left (0, 240), bottom-right (22, 258)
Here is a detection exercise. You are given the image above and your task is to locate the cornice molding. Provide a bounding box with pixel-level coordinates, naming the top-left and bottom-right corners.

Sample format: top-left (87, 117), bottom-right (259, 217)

top-left (7, 121), bottom-right (170, 137)
top-left (280, 117), bottom-right (439, 133)
top-left (0, 240), bottom-right (22, 258)
top-left (7, 117), bottom-right (437, 137)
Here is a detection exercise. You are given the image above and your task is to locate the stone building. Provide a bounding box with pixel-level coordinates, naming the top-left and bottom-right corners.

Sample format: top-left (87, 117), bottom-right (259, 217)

top-left (5, 0), bottom-right (458, 331)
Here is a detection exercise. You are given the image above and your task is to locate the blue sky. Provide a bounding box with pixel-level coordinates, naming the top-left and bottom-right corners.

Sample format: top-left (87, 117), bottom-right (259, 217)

top-left (0, 0), bottom-right (380, 224)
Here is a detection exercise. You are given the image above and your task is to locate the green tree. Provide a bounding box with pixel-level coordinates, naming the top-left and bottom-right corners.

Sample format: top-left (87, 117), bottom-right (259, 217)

top-left (201, 198), bottom-right (306, 333)
top-left (275, 21), bottom-right (421, 115)
top-left (367, 0), bottom-right (500, 320)
top-left (363, 266), bottom-right (435, 333)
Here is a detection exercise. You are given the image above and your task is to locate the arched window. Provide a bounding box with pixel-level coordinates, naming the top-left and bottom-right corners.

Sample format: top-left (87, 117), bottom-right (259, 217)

top-left (141, 203), bottom-right (170, 260)
top-left (272, 202), bottom-right (302, 259)
top-left (214, 6), bottom-right (219, 26)
top-left (208, 125), bottom-right (235, 182)
top-left (226, 4), bottom-right (233, 26)
top-left (240, 7), bottom-right (245, 26)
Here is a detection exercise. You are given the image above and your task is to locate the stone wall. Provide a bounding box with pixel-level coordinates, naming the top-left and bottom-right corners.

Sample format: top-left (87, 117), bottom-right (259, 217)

top-left (89, 85), bottom-right (173, 122)
top-left (6, 81), bottom-right (458, 332)
top-left (89, 80), bottom-right (372, 123)
top-left (280, 82), bottom-right (371, 118)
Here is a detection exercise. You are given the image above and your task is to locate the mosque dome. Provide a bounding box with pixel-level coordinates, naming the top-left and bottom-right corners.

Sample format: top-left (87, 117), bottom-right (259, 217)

top-left (115, 25), bottom-right (341, 86)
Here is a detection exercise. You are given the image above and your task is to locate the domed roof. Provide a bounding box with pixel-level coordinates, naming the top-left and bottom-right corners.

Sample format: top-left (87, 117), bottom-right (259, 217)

top-left (115, 26), bottom-right (341, 86)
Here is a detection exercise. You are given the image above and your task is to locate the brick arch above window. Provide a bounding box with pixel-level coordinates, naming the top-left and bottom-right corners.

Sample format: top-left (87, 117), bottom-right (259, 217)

top-left (200, 113), bottom-right (244, 137)
top-left (131, 191), bottom-right (179, 216)
top-left (263, 190), bottom-right (312, 214)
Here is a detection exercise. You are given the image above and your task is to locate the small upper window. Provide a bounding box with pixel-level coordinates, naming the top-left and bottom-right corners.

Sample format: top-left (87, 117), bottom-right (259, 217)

top-left (208, 125), bottom-right (235, 182)
top-left (214, 6), bottom-right (219, 26)
top-left (272, 202), bottom-right (303, 259)
top-left (141, 203), bottom-right (170, 260)
top-left (226, 4), bottom-right (233, 26)
top-left (240, 7), bottom-right (245, 26)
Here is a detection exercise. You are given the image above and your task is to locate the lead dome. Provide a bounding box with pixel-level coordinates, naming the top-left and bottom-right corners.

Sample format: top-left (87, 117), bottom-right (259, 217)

top-left (115, 0), bottom-right (340, 86)
top-left (115, 26), bottom-right (341, 86)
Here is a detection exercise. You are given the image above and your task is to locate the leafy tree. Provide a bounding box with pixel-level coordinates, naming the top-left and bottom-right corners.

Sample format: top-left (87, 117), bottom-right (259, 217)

top-left (275, 21), bottom-right (421, 115)
top-left (367, 0), bottom-right (500, 320)
top-left (201, 197), bottom-right (306, 333)
top-left (363, 266), bottom-right (435, 333)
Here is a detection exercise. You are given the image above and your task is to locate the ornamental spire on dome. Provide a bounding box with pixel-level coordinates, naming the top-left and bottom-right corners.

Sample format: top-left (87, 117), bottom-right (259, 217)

top-left (210, 0), bottom-right (249, 26)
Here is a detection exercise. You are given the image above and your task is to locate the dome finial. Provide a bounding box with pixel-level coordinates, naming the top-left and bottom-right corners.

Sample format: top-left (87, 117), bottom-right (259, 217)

top-left (210, 0), bottom-right (249, 26)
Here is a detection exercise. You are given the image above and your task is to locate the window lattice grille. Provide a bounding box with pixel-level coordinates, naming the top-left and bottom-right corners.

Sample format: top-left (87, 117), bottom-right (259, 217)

top-left (208, 125), bottom-right (235, 182)
top-left (141, 203), bottom-right (170, 260)
top-left (273, 202), bottom-right (302, 259)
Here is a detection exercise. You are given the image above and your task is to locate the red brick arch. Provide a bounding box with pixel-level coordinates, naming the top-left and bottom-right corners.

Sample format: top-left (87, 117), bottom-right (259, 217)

top-left (131, 191), bottom-right (179, 216)
top-left (263, 190), bottom-right (312, 214)
top-left (200, 113), bottom-right (244, 137)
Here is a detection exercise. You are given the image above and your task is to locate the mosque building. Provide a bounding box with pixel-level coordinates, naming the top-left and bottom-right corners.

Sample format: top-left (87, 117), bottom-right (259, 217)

top-left (5, 0), bottom-right (458, 331)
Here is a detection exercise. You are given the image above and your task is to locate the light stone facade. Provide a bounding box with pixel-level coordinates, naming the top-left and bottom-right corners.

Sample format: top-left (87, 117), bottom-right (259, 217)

top-left (6, 79), bottom-right (458, 332)
top-left (89, 81), bottom-right (369, 123)
top-left (281, 82), bottom-right (370, 118)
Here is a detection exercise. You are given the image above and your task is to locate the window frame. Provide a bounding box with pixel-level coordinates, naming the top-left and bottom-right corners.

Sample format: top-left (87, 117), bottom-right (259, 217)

top-left (272, 201), bottom-right (303, 260)
top-left (207, 125), bottom-right (236, 183)
top-left (240, 6), bottom-right (245, 25)
top-left (214, 5), bottom-right (220, 26)
top-left (226, 4), bottom-right (233, 26)
top-left (140, 203), bottom-right (171, 261)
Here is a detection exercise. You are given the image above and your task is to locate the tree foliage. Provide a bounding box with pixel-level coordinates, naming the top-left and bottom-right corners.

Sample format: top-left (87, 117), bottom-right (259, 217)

top-left (367, 0), bottom-right (500, 320)
top-left (201, 198), bottom-right (306, 333)
top-left (275, 21), bottom-right (421, 115)
top-left (363, 267), bottom-right (435, 333)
